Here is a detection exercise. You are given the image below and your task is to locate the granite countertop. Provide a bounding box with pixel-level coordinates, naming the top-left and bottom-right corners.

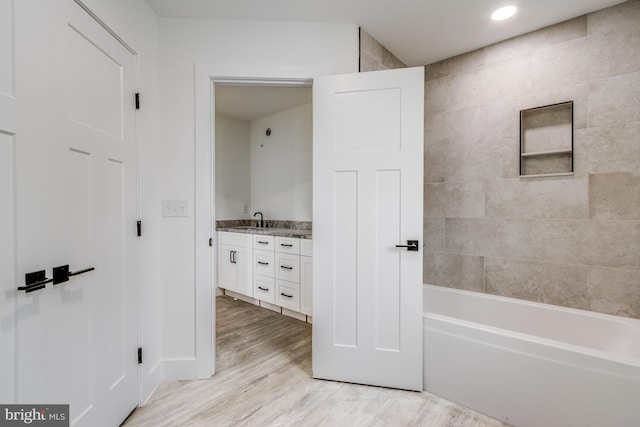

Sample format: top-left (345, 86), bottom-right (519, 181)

top-left (218, 226), bottom-right (312, 239)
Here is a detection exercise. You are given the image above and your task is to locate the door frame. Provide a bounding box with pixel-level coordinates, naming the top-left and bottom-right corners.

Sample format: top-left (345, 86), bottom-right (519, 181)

top-left (194, 64), bottom-right (317, 378)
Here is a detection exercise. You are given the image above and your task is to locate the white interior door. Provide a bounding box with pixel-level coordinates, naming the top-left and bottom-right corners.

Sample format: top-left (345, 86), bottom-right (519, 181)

top-left (312, 67), bottom-right (424, 391)
top-left (4, 1), bottom-right (139, 425)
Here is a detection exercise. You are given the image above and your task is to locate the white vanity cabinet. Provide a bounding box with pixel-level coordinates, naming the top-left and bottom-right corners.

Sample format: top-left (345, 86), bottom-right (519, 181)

top-left (217, 232), bottom-right (253, 298)
top-left (300, 239), bottom-right (313, 316)
top-left (219, 230), bottom-right (312, 319)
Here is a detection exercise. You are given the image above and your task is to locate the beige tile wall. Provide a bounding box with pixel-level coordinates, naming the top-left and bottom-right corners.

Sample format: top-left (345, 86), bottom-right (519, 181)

top-left (423, 0), bottom-right (640, 319)
top-left (359, 29), bottom-right (406, 72)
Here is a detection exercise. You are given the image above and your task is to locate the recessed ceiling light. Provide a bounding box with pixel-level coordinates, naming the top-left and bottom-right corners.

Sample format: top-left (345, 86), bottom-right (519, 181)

top-left (491, 5), bottom-right (517, 21)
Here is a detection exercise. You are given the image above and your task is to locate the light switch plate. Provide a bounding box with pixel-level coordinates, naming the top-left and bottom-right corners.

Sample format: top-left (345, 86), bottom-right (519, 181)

top-left (162, 199), bottom-right (188, 217)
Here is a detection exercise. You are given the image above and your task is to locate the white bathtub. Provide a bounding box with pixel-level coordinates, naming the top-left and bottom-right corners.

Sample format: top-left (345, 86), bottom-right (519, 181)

top-left (423, 284), bottom-right (640, 427)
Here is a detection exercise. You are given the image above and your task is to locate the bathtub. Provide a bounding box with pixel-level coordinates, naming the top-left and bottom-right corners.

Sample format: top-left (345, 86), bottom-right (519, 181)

top-left (423, 284), bottom-right (640, 427)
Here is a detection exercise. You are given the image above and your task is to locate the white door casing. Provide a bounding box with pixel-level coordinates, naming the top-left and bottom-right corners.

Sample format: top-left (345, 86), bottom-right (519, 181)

top-left (312, 67), bottom-right (424, 391)
top-left (5, 1), bottom-right (139, 425)
top-left (194, 64), bottom-right (317, 378)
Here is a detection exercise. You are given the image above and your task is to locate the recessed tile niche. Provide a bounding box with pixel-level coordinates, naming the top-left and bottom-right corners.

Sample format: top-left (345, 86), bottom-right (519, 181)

top-left (520, 101), bottom-right (573, 177)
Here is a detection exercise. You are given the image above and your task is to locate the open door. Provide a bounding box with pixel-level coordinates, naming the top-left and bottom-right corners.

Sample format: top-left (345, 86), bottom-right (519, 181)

top-left (312, 67), bottom-right (424, 391)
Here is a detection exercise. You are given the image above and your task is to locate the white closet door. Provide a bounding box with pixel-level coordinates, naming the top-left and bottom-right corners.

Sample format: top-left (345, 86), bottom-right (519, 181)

top-left (9, 1), bottom-right (139, 425)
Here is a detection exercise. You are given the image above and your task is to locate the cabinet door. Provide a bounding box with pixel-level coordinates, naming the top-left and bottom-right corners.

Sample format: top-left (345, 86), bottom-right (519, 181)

top-left (217, 244), bottom-right (237, 292)
top-left (234, 246), bottom-right (254, 298)
top-left (300, 255), bottom-right (313, 316)
top-left (300, 239), bottom-right (313, 257)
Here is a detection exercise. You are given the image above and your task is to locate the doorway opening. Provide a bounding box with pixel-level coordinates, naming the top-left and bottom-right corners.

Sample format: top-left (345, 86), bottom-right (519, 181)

top-left (211, 80), bottom-right (314, 375)
top-left (194, 66), bottom-right (316, 379)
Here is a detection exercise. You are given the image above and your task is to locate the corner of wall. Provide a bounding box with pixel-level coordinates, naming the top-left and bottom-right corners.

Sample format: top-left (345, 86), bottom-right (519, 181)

top-left (359, 28), bottom-right (407, 72)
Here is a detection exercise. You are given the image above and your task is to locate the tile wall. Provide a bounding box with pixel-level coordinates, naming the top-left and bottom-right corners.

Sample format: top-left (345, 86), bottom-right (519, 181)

top-left (359, 28), bottom-right (406, 72)
top-left (423, 0), bottom-right (640, 318)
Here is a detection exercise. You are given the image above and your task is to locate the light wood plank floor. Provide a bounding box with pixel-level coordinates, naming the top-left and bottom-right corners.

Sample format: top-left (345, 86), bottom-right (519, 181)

top-left (123, 296), bottom-right (509, 427)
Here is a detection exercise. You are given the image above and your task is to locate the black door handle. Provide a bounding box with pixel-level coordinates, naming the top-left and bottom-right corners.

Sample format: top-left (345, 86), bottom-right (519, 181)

top-left (257, 261), bottom-right (269, 265)
top-left (53, 265), bottom-right (95, 285)
top-left (395, 240), bottom-right (419, 251)
top-left (17, 270), bottom-right (52, 293)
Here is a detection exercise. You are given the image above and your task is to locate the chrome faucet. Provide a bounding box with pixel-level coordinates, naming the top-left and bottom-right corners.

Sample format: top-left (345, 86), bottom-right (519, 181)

top-left (254, 211), bottom-right (264, 228)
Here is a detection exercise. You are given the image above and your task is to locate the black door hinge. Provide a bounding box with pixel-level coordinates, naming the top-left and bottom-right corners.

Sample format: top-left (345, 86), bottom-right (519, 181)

top-left (137, 220), bottom-right (142, 237)
top-left (209, 238), bottom-right (213, 247)
top-left (135, 93), bottom-right (140, 110)
top-left (138, 347), bottom-right (142, 364)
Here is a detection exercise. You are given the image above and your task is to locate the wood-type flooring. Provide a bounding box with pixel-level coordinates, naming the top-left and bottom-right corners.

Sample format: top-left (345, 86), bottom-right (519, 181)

top-left (122, 296), bottom-right (509, 427)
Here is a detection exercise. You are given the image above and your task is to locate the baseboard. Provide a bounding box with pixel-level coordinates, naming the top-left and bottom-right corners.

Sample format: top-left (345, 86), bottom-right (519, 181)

top-left (162, 358), bottom-right (199, 382)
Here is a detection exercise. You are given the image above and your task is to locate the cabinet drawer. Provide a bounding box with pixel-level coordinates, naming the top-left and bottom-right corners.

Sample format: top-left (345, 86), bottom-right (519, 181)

top-left (218, 231), bottom-right (252, 247)
top-left (300, 238), bottom-right (313, 257)
top-left (275, 253), bottom-right (300, 283)
top-left (276, 280), bottom-right (300, 312)
top-left (254, 250), bottom-right (274, 277)
top-left (275, 237), bottom-right (300, 255)
top-left (253, 235), bottom-right (274, 250)
top-left (254, 275), bottom-right (275, 305)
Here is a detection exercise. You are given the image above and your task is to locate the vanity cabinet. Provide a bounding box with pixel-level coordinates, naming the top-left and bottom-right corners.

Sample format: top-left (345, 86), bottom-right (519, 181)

top-left (300, 240), bottom-right (313, 316)
top-left (217, 232), bottom-right (253, 298)
top-left (218, 230), bottom-right (312, 318)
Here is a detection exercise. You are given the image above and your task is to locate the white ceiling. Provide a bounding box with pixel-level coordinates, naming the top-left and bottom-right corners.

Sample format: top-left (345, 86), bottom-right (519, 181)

top-left (145, 0), bottom-right (627, 66)
top-left (215, 85), bottom-right (312, 121)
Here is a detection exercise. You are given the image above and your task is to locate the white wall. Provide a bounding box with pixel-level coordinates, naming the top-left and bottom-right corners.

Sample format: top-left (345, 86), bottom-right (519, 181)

top-left (215, 114), bottom-right (251, 220)
top-left (157, 18), bottom-right (358, 377)
top-left (250, 103), bottom-right (312, 221)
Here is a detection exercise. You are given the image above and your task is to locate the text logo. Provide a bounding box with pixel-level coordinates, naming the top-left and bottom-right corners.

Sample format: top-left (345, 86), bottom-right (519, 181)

top-left (0, 405), bottom-right (69, 427)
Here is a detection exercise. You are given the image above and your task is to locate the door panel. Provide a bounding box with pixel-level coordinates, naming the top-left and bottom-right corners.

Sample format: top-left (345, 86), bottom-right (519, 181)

top-left (334, 88), bottom-right (401, 152)
top-left (313, 67), bottom-right (424, 391)
top-left (375, 169), bottom-right (401, 352)
top-left (67, 21), bottom-right (123, 138)
top-left (333, 170), bottom-right (358, 347)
